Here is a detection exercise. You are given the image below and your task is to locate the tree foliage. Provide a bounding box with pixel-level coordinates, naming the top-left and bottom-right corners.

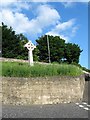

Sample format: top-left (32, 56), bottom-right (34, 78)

top-left (1, 23), bottom-right (82, 64)
top-left (36, 35), bottom-right (65, 63)
top-left (64, 43), bottom-right (82, 64)
top-left (2, 23), bottom-right (28, 59)
top-left (36, 35), bottom-right (82, 64)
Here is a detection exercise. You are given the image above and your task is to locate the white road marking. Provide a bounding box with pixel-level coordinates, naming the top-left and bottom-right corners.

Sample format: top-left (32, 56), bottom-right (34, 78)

top-left (75, 102), bottom-right (90, 111)
top-left (76, 103), bottom-right (79, 105)
top-left (87, 104), bottom-right (90, 107)
top-left (82, 102), bottom-right (87, 105)
top-left (83, 107), bottom-right (90, 111)
top-left (79, 105), bottom-right (84, 108)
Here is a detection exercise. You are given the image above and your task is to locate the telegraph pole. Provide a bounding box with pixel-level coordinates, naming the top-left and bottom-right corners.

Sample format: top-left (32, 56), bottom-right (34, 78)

top-left (47, 35), bottom-right (51, 63)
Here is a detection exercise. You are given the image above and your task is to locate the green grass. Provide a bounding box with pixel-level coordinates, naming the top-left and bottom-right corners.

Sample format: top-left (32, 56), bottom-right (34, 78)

top-left (0, 62), bottom-right (2, 76)
top-left (1, 61), bottom-right (83, 77)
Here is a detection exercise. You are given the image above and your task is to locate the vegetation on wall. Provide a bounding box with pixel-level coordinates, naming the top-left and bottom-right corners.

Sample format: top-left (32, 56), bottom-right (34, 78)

top-left (1, 61), bottom-right (83, 77)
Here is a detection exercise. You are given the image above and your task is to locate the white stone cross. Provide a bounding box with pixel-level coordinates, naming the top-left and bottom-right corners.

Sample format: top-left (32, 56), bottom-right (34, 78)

top-left (24, 41), bottom-right (36, 66)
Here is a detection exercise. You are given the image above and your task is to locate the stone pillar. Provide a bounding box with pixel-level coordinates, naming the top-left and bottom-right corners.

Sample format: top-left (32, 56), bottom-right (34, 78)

top-left (24, 41), bottom-right (36, 66)
top-left (28, 50), bottom-right (33, 66)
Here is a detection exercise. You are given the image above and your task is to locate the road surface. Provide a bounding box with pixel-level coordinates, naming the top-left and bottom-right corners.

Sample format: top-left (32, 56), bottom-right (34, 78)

top-left (2, 81), bottom-right (90, 118)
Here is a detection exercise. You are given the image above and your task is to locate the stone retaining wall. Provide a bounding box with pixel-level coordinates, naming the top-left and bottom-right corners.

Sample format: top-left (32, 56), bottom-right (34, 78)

top-left (0, 57), bottom-right (28, 63)
top-left (2, 75), bottom-right (85, 105)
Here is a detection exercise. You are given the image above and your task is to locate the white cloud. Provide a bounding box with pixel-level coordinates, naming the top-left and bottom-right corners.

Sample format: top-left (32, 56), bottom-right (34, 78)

top-left (1, 0), bottom-right (18, 8)
top-left (1, 0), bottom-right (88, 3)
top-left (0, 3), bottom-right (60, 37)
top-left (46, 19), bottom-right (78, 42)
top-left (62, 2), bottom-right (75, 8)
top-left (26, 0), bottom-right (89, 2)
top-left (1, 0), bottom-right (31, 12)
top-left (1, 9), bottom-right (30, 33)
top-left (46, 31), bottom-right (69, 42)
top-left (1, 0), bottom-right (18, 4)
top-left (71, 26), bottom-right (79, 37)
top-left (0, 1), bottom-right (79, 42)
top-left (47, 19), bottom-right (76, 34)
top-left (1, 10), bottom-right (15, 25)
top-left (54, 19), bottom-right (75, 32)
top-left (36, 5), bottom-right (60, 28)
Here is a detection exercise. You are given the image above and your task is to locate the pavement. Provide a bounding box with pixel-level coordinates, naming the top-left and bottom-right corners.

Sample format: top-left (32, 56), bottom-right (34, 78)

top-left (1, 81), bottom-right (90, 119)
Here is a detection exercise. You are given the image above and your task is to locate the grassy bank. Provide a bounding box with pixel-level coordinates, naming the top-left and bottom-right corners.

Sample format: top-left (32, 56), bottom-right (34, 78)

top-left (1, 61), bottom-right (83, 77)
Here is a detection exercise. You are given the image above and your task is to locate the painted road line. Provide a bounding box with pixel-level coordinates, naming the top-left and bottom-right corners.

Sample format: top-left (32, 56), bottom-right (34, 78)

top-left (82, 102), bottom-right (88, 105)
top-left (75, 102), bottom-right (90, 111)
top-left (79, 105), bottom-right (84, 108)
top-left (86, 104), bottom-right (90, 107)
top-left (83, 107), bottom-right (90, 111)
top-left (75, 103), bottom-right (79, 105)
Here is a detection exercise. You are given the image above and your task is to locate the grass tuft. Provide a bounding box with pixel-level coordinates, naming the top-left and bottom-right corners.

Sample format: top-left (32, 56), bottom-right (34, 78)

top-left (1, 61), bottom-right (83, 77)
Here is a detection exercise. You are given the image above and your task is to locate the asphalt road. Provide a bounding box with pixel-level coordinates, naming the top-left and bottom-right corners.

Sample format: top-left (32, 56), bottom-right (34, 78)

top-left (2, 103), bottom-right (89, 118)
top-left (2, 81), bottom-right (90, 118)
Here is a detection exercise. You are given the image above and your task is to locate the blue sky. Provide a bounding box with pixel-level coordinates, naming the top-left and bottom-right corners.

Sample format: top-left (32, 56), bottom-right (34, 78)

top-left (0, 1), bottom-right (88, 68)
